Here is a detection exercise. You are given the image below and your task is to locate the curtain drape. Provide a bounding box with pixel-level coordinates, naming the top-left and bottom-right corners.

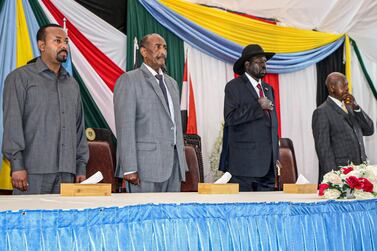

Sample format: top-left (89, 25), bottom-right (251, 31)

top-left (315, 43), bottom-right (345, 107)
top-left (127, 0), bottom-right (184, 88)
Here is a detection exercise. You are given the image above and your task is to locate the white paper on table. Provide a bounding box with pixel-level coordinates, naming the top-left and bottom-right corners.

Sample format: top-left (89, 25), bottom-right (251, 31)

top-left (214, 172), bottom-right (232, 184)
top-left (295, 174), bottom-right (310, 184)
top-left (80, 171), bottom-right (103, 184)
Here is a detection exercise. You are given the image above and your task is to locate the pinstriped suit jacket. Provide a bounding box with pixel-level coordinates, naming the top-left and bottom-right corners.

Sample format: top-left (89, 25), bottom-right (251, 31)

top-left (312, 97), bottom-right (374, 182)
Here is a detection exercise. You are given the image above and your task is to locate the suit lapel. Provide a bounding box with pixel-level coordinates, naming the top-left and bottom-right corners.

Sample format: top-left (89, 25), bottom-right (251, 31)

top-left (241, 74), bottom-right (259, 100)
top-left (140, 64), bottom-right (171, 117)
top-left (326, 97), bottom-right (353, 128)
top-left (262, 81), bottom-right (273, 101)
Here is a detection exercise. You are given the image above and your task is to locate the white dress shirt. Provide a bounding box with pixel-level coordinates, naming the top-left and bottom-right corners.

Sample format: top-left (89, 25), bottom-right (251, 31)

top-left (245, 72), bottom-right (265, 97)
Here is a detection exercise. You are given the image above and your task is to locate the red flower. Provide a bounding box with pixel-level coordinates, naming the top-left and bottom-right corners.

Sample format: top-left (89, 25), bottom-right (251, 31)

top-left (359, 178), bottom-right (374, 193)
top-left (346, 176), bottom-right (362, 189)
top-left (319, 183), bottom-right (330, 196)
top-left (342, 167), bottom-right (353, 174)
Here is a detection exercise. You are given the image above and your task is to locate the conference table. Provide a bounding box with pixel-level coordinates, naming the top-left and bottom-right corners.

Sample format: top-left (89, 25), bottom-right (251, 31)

top-left (0, 192), bottom-right (376, 250)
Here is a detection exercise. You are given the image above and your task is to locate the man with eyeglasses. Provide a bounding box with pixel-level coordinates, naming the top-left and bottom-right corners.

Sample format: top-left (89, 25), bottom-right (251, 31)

top-left (220, 44), bottom-right (279, 191)
top-left (2, 24), bottom-right (89, 194)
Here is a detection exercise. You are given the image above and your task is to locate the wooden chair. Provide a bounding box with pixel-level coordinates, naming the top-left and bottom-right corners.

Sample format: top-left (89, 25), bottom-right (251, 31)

top-left (181, 145), bottom-right (200, 192)
top-left (276, 138), bottom-right (298, 190)
top-left (86, 128), bottom-right (118, 192)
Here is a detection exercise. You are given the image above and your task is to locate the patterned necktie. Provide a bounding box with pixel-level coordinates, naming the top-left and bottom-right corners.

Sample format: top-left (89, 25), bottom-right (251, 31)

top-left (341, 102), bottom-right (348, 114)
top-left (155, 74), bottom-right (169, 107)
top-left (257, 83), bottom-right (271, 119)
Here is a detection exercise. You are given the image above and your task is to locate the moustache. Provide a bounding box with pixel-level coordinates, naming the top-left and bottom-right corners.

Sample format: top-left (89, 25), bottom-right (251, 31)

top-left (58, 49), bottom-right (68, 55)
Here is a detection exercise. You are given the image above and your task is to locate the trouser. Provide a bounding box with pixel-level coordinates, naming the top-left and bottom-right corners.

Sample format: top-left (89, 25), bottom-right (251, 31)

top-left (230, 160), bottom-right (275, 192)
top-left (13, 172), bottom-right (75, 195)
top-left (129, 149), bottom-right (182, 193)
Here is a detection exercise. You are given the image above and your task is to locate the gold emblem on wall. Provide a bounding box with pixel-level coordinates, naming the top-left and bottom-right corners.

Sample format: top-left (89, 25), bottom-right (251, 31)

top-left (86, 128), bottom-right (96, 141)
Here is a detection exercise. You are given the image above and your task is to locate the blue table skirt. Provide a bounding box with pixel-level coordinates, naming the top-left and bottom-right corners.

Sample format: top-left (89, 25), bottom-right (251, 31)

top-left (1, 199), bottom-right (376, 251)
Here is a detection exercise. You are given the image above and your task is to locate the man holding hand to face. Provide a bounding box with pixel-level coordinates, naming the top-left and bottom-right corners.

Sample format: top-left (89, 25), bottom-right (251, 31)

top-left (312, 72), bottom-right (374, 182)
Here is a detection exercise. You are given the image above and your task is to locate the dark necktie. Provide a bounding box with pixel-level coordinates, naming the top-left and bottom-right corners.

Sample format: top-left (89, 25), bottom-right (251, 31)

top-left (155, 74), bottom-right (169, 107)
top-left (256, 83), bottom-right (271, 119)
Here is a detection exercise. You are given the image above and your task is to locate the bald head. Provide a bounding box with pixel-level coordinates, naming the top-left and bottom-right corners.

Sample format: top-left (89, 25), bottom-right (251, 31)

top-left (140, 33), bottom-right (167, 72)
top-left (326, 72), bottom-right (348, 101)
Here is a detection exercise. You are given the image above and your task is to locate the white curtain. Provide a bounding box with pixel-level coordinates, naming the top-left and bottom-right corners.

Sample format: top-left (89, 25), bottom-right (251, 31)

top-left (185, 43), bottom-right (322, 183)
top-left (351, 49), bottom-right (377, 165)
top-left (51, 0), bottom-right (127, 70)
top-left (184, 43), bottom-right (234, 181)
top-left (279, 65), bottom-right (319, 183)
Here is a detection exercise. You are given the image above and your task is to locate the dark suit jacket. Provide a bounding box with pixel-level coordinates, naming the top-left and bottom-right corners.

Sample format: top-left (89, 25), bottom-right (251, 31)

top-left (219, 74), bottom-right (279, 178)
top-left (312, 97), bottom-right (374, 182)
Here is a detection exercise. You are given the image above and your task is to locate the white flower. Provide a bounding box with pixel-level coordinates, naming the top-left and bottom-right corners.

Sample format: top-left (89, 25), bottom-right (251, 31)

top-left (344, 169), bottom-right (362, 179)
top-left (365, 166), bottom-right (377, 183)
top-left (323, 172), bottom-right (342, 185)
top-left (354, 190), bottom-right (375, 200)
top-left (324, 189), bottom-right (342, 199)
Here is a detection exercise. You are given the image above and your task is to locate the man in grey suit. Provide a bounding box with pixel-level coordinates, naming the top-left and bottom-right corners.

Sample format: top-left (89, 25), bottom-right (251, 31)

top-left (114, 33), bottom-right (187, 193)
top-left (312, 72), bottom-right (374, 183)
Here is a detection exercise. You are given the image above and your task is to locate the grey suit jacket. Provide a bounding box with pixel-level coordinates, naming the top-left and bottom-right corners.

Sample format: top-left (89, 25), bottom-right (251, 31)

top-left (114, 64), bottom-right (187, 183)
top-left (312, 97), bottom-right (374, 182)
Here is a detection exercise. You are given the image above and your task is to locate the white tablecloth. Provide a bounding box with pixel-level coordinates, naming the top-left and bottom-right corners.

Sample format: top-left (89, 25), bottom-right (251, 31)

top-left (0, 191), bottom-right (324, 211)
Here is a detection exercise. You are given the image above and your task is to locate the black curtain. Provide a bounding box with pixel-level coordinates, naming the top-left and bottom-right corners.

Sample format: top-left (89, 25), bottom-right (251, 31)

top-left (74, 0), bottom-right (127, 34)
top-left (316, 43), bottom-right (345, 106)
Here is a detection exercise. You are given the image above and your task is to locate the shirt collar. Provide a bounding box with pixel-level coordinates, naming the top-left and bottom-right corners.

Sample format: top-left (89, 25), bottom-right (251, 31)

top-left (35, 57), bottom-right (69, 77)
top-left (245, 72), bottom-right (261, 88)
top-left (329, 95), bottom-right (343, 108)
top-left (143, 63), bottom-right (163, 77)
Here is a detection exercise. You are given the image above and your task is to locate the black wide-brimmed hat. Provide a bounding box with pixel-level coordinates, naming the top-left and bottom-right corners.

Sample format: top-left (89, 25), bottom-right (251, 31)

top-left (233, 44), bottom-right (275, 75)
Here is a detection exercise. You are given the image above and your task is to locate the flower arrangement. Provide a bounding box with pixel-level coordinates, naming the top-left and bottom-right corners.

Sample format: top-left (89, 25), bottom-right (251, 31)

top-left (209, 122), bottom-right (225, 181)
top-left (319, 163), bottom-right (377, 199)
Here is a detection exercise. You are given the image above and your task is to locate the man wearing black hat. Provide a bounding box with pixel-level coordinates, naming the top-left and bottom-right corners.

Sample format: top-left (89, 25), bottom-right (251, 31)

top-left (220, 44), bottom-right (279, 191)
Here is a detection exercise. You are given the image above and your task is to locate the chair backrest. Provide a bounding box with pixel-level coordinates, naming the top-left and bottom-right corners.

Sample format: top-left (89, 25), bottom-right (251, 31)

top-left (278, 138), bottom-right (298, 190)
top-left (181, 145), bottom-right (200, 192)
top-left (86, 128), bottom-right (117, 192)
top-left (183, 134), bottom-right (204, 182)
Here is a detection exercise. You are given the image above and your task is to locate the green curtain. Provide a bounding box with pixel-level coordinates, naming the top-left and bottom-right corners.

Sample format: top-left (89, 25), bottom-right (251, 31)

top-left (28, 0), bottom-right (112, 131)
top-left (0, 0), bottom-right (4, 13)
top-left (28, 0), bottom-right (49, 26)
top-left (127, 0), bottom-right (184, 89)
top-left (351, 39), bottom-right (377, 100)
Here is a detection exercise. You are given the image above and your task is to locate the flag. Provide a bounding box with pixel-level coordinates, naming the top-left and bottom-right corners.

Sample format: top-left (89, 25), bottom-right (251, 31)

top-left (180, 55), bottom-right (197, 134)
top-left (133, 36), bottom-right (139, 69)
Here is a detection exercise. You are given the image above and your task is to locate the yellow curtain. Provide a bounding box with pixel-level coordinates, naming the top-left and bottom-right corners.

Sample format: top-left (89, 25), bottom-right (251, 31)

top-left (345, 35), bottom-right (352, 93)
top-left (159, 0), bottom-right (343, 53)
top-left (0, 0), bottom-right (34, 190)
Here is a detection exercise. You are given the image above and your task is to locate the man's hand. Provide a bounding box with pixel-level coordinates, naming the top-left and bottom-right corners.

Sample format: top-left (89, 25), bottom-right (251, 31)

top-left (11, 170), bottom-right (28, 191)
top-left (124, 172), bottom-right (140, 185)
top-left (343, 93), bottom-right (359, 110)
top-left (75, 175), bottom-right (86, 183)
top-left (258, 97), bottom-right (274, 110)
